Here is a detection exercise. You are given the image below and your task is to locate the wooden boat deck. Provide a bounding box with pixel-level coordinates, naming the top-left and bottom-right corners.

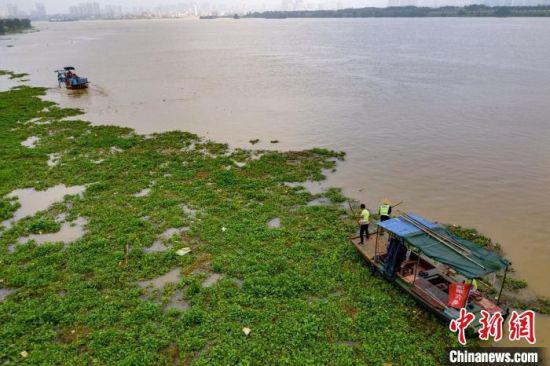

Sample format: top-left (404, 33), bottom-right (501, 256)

top-left (349, 224), bottom-right (508, 334)
top-left (349, 234), bottom-right (385, 262)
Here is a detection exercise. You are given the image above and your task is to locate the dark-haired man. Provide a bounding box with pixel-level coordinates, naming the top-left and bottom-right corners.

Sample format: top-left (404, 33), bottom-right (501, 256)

top-left (359, 204), bottom-right (370, 244)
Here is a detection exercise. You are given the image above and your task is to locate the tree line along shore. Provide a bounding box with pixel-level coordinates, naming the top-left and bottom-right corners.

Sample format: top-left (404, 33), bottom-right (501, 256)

top-left (0, 18), bottom-right (32, 35)
top-left (245, 5), bottom-right (550, 18)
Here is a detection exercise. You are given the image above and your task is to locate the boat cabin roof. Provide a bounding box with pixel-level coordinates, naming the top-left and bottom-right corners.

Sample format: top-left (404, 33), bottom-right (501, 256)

top-left (378, 213), bottom-right (509, 279)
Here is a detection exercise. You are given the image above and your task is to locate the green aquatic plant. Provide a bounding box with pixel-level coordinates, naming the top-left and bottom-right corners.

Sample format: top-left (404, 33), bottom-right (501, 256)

top-left (448, 225), bottom-right (500, 252)
top-left (26, 216), bottom-right (61, 234)
top-left (504, 278), bottom-right (528, 292)
top-left (0, 18), bottom-right (32, 35)
top-left (0, 83), bottom-right (460, 364)
top-left (0, 70), bottom-right (29, 80)
top-left (448, 225), bottom-right (548, 314)
top-left (0, 198), bottom-right (20, 222)
top-left (324, 187), bottom-right (347, 204)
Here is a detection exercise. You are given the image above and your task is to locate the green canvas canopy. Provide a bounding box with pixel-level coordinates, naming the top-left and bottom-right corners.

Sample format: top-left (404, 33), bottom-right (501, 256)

top-left (378, 213), bottom-right (509, 278)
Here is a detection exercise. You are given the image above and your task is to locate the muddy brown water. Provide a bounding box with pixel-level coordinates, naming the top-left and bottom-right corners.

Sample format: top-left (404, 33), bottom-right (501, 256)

top-left (1, 18), bottom-right (549, 345)
top-left (17, 216), bottom-right (87, 247)
top-left (1, 185), bottom-right (85, 229)
top-left (138, 267), bottom-right (182, 290)
top-left (0, 288), bottom-right (16, 302)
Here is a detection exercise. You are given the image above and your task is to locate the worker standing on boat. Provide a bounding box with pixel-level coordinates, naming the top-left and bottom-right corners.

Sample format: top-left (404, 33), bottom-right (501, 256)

top-left (466, 278), bottom-right (479, 299)
top-left (359, 204), bottom-right (370, 244)
top-left (378, 198), bottom-right (392, 222)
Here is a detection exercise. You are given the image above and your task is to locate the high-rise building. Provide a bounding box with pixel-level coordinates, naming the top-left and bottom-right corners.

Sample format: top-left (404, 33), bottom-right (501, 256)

top-left (281, 0), bottom-right (292, 10)
top-left (68, 2), bottom-right (101, 19)
top-left (104, 5), bottom-right (123, 19)
top-left (7, 3), bottom-right (18, 18)
top-left (31, 3), bottom-right (47, 19)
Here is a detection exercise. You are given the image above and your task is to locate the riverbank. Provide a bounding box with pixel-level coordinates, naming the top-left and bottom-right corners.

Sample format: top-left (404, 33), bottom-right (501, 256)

top-left (0, 80), bottom-right (465, 364)
top-left (246, 5), bottom-right (550, 19)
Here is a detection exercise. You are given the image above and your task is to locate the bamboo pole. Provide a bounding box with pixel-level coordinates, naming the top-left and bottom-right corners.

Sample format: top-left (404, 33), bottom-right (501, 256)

top-left (412, 252), bottom-right (421, 286)
top-left (374, 229), bottom-right (380, 263)
top-left (348, 201), bottom-right (360, 226)
top-left (404, 213), bottom-right (478, 261)
top-left (401, 212), bottom-right (474, 256)
top-left (392, 201), bottom-right (404, 209)
top-left (496, 264), bottom-right (509, 306)
top-left (399, 213), bottom-right (487, 271)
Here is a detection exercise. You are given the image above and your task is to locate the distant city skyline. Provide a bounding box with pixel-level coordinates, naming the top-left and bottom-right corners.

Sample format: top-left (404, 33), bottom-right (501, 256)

top-left (1, 0), bottom-right (549, 18)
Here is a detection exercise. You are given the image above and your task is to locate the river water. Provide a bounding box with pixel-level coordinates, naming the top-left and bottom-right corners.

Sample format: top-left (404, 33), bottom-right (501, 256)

top-left (1, 18), bottom-right (549, 344)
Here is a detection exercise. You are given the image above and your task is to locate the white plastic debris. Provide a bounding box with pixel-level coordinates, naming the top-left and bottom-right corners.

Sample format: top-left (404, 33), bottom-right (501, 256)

top-left (221, 227), bottom-right (227, 232)
top-left (176, 247), bottom-right (191, 256)
top-left (20, 351), bottom-right (28, 358)
top-left (242, 327), bottom-right (251, 336)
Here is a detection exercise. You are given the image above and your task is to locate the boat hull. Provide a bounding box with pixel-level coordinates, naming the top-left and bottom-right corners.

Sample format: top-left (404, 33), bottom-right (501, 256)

top-left (67, 84), bottom-right (88, 90)
top-left (349, 235), bottom-right (508, 336)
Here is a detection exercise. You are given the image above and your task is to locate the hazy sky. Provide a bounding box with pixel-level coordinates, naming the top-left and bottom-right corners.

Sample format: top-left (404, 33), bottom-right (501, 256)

top-left (2, 0), bottom-right (389, 14)
top-left (2, 0), bottom-right (207, 13)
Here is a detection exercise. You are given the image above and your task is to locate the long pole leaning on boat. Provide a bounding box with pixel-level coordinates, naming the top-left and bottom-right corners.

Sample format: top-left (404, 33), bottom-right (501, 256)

top-left (400, 213), bottom-right (487, 271)
top-left (400, 212), bottom-right (474, 257)
top-left (399, 212), bottom-right (488, 271)
top-left (400, 212), bottom-right (486, 270)
top-left (401, 213), bottom-right (475, 257)
top-left (392, 201), bottom-right (404, 209)
top-left (347, 201), bottom-right (360, 225)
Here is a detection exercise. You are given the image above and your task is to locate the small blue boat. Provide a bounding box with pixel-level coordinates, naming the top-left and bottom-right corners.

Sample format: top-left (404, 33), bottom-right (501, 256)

top-left (55, 66), bottom-right (89, 90)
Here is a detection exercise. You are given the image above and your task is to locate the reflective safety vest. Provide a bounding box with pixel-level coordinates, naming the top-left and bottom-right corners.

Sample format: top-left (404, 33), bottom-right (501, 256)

top-left (361, 209), bottom-right (370, 224)
top-left (379, 204), bottom-right (391, 216)
top-left (466, 278), bottom-right (478, 291)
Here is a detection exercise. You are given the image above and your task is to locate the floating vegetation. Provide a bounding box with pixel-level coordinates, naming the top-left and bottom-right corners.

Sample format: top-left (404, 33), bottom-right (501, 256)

top-left (0, 83), bottom-right (458, 364)
top-left (323, 187), bottom-right (347, 204)
top-left (249, 138), bottom-right (260, 145)
top-left (0, 70), bottom-right (29, 80)
top-left (449, 225), bottom-right (547, 314)
top-left (26, 215), bottom-right (61, 234)
top-left (17, 217), bottom-right (87, 248)
top-left (448, 225), bottom-right (500, 252)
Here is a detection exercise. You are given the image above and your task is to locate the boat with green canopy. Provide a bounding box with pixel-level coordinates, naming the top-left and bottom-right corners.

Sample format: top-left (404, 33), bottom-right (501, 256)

top-left (350, 212), bottom-right (510, 333)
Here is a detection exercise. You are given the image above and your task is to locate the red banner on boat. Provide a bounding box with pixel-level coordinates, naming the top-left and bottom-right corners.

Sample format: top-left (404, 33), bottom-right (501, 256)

top-left (448, 283), bottom-right (471, 309)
